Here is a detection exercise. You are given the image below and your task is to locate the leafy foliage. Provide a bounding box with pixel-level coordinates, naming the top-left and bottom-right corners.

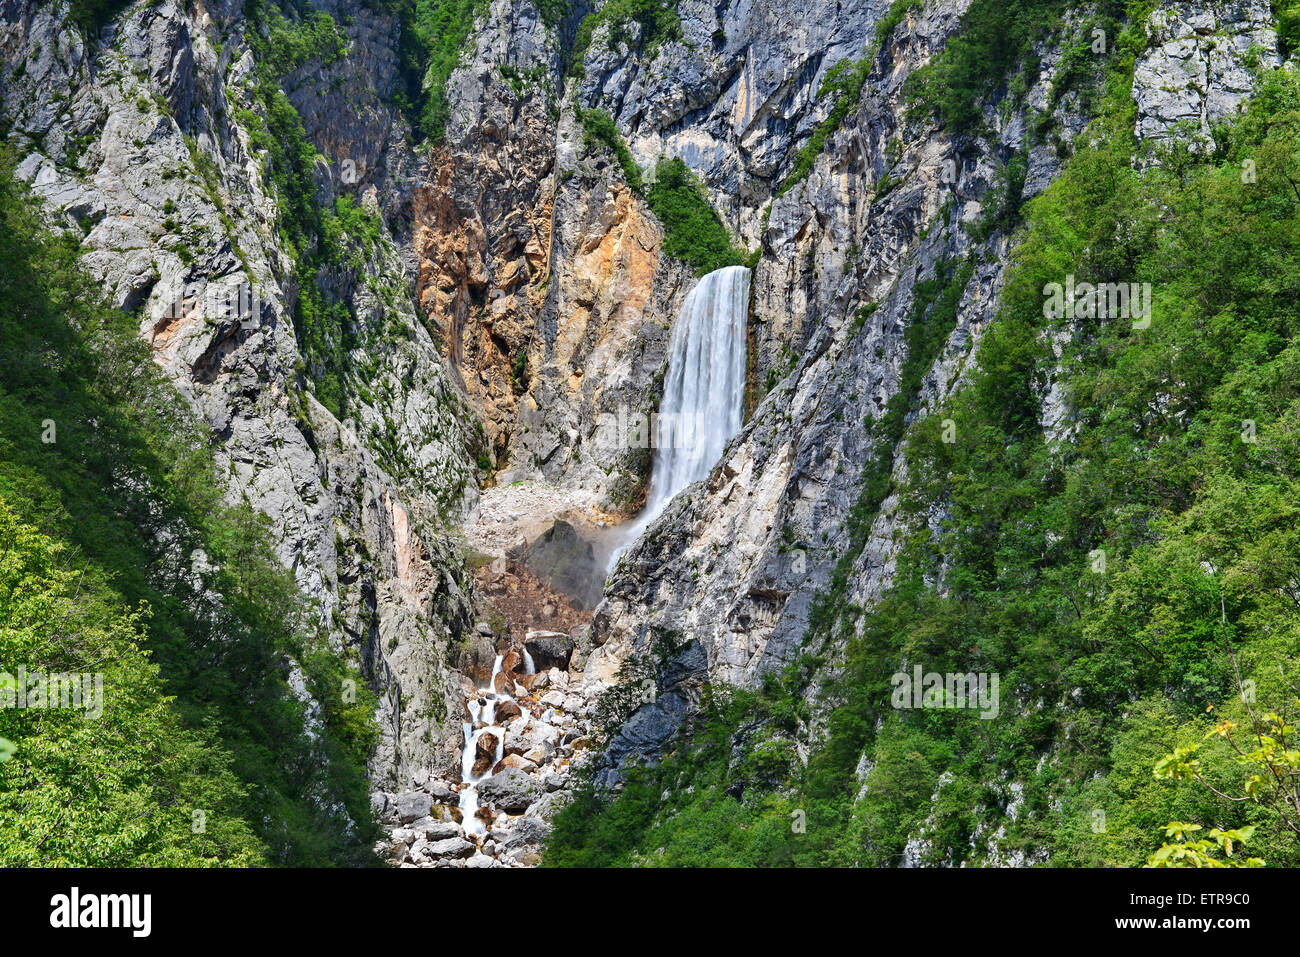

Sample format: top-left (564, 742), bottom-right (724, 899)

top-left (546, 21), bottom-right (1300, 869)
top-left (647, 158), bottom-right (746, 276)
top-left (906, 0), bottom-right (1074, 135)
top-left (0, 502), bottom-right (265, 866)
top-left (394, 0), bottom-right (491, 143)
top-left (66, 0), bottom-right (135, 37)
top-left (576, 106), bottom-right (646, 194)
top-left (1147, 823), bottom-right (1264, 868)
top-left (0, 154), bottom-right (379, 865)
top-left (1276, 0), bottom-right (1300, 60)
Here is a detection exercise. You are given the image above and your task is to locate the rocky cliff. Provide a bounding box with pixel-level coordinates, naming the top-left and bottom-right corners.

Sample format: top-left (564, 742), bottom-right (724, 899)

top-left (0, 0), bottom-right (1284, 867)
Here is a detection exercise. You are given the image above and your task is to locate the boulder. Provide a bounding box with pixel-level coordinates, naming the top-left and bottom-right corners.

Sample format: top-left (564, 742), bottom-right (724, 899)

top-left (473, 731), bottom-right (498, 776)
top-left (524, 789), bottom-right (573, 822)
top-left (456, 636), bottom-right (499, 685)
top-left (506, 847), bottom-right (542, 866)
top-left (504, 717), bottom-right (559, 758)
top-left (425, 837), bottom-right (475, 859)
top-left (476, 730), bottom-right (499, 760)
top-left (503, 715), bottom-right (531, 755)
top-left (540, 689), bottom-right (566, 709)
top-left (525, 631), bottom-right (575, 671)
top-left (522, 743), bottom-right (553, 765)
top-left (476, 768), bottom-right (542, 812)
top-left (493, 669), bottom-right (513, 695)
top-left (499, 815), bottom-right (552, 849)
top-left (493, 753), bottom-right (539, 774)
top-left (412, 817), bottom-right (463, 841)
top-left (429, 780), bottom-right (456, 803)
top-left (495, 699), bottom-right (523, 722)
top-left (394, 790), bottom-right (432, 824)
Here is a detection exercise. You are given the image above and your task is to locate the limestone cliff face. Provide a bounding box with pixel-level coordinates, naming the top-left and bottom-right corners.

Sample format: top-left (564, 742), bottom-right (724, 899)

top-left (0, 0), bottom-right (482, 787)
top-left (412, 4), bottom-right (695, 515)
top-left (580, 0), bottom-right (889, 243)
top-left (573, 0), bottom-right (1279, 786)
top-left (0, 0), bottom-right (1281, 860)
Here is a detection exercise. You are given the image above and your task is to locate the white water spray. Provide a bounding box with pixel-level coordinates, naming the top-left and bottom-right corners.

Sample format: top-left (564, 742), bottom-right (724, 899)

top-left (459, 654), bottom-right (507, 837)
top-left (608, 264), bottom-right (751, 569)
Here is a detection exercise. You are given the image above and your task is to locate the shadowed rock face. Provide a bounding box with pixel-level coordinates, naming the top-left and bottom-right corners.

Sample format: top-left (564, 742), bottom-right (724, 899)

top-left (517, 520), bottom-right (603, 608)
top-left (524, 631), bottom-right (577, 672)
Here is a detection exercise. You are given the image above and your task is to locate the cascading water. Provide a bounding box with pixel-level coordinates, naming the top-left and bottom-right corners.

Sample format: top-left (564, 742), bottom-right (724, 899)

top-left (608, 264), bottom-right (751, 569)
top-left (459, 655), bottom-right (508, 837)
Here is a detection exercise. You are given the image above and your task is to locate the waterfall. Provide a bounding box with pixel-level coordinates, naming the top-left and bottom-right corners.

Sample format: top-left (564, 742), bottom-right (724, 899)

top-left (608, 264), bottom-right (751, 569)
top-left (459, 654), bottom-right (507, 837)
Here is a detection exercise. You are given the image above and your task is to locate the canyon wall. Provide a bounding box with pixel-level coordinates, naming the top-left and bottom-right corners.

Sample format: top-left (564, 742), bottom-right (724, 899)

top-left (0, 0), bottom-right (1280, 864)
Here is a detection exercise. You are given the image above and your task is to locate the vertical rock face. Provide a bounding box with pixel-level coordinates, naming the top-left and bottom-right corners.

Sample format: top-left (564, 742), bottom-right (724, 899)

top-left (1, 0), bottom-right (483, 787)
top-left (573, 0), bottom-right (1277, 784)
top-left (1132, 0), bottom-right (1279, 145)
top-left (584, 0), bottom-right (1015, 705)
top-left (411, 9), bottom-right (696, 512)
top-left (579, 0), bottom-right (900, 241)
top-left (1, 0), bottom-right (1280, 862)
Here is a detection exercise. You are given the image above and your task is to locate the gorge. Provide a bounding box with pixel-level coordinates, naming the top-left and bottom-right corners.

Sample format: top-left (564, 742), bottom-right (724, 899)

top-left (2, 0), bottom-right (1299, 872)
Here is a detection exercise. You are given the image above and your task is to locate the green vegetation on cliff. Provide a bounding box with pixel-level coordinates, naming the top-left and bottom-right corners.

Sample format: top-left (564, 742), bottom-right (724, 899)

top-left (67, 0), bottom-right (134, 36)
top-left (569, 0), bottom-right (683, 77)
top-left (395, 0), bottom-right (491, 143)
top-left (647, 157), bottom-right (746, 276)
top-left (243, 0), bottom-right (392, 418)
top-left (777, 0), bottom-right (920, 197)
top-left (0, 155), bottom-right (379, 866)
top-left (576, 107), bottom-right (747, 275)
top-left (546, 17), bottom-right (1300, 868)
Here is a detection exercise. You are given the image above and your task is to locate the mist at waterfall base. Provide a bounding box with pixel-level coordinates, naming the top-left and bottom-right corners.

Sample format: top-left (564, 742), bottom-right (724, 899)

top-left (604, 264), bottom-right (752, 572)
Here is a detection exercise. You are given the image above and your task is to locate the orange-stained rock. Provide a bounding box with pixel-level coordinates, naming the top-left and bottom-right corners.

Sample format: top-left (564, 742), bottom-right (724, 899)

top-left (472, 731), bottom-right (499, 776)
top-left (493, 669), bottom-right (513, 695)
top-left (492, 753), bottom-right (538, 774)
top-left (495, 699), bottom-right (522, 722)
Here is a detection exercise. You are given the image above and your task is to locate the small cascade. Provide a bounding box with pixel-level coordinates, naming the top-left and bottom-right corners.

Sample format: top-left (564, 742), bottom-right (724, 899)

top-left (381, 636), bottom-right (597, 866)
top-left (608, 264), bottom-right (751, 569)
top-left (458, 654), bottom-right (508, 838)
